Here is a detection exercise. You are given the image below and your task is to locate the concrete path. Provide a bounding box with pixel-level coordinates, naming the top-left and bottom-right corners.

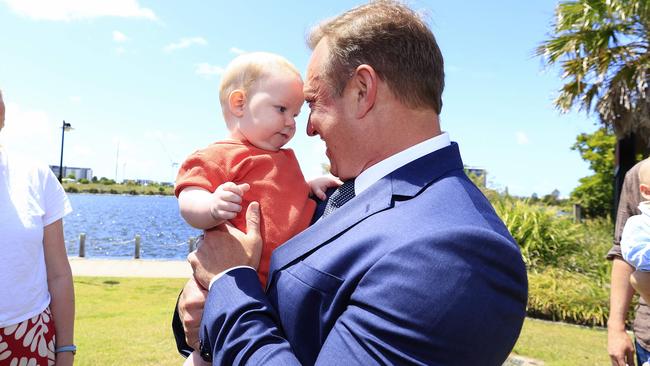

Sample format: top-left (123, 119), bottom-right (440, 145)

top-left (69, 257), bottom-right (192, 278)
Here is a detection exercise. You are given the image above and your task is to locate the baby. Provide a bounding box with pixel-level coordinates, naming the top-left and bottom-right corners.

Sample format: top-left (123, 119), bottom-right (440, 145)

top-left (622, 159), bottom-right (650, 306)
top-left (174, 52), bottom-right (337, 365)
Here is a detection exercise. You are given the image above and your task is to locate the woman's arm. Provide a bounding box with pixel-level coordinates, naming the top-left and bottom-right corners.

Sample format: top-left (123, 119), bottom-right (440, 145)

top-left (43, 219), bottom-right (75, 366)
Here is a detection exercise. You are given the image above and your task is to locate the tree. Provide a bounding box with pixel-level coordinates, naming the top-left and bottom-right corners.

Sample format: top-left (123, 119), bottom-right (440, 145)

top-left (570, 127), bottom-right (616, 217)
top-left (542, 188), bottom-right (562, 206)
top-left (537, 0), bottom-right (650, 212)
top-left (536, 0), bottom-right (650, 140)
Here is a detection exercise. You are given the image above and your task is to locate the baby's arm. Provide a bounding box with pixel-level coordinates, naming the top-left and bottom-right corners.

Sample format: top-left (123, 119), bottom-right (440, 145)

top-left (178, 182), bottom-right (250, 229)
top-left (308, 175), bottom-right (343, 201)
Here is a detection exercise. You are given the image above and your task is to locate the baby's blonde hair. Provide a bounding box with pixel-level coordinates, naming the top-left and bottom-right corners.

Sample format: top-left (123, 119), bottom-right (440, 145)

top-left (219, 52), bottom-right (301, 115)
top-left (639, 159), bottom-right (650, 186)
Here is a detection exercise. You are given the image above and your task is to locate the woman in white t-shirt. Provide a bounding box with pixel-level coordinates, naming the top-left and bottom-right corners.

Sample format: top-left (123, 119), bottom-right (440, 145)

top-left (0, 90), bottom-right (76, 365)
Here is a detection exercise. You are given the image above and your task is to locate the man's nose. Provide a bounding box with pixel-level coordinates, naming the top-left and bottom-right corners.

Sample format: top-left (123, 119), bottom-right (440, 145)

top-left (306, 113), bottom-right (316, 136)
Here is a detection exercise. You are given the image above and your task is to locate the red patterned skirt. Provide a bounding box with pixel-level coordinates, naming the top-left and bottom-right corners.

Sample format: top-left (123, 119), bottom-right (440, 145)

top-left (0, 307), bottom-right (56, 366)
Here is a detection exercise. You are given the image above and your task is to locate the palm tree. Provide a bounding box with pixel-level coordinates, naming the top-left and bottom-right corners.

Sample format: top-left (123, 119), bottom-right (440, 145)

top-left (537, 0), bottom-right (650, 211)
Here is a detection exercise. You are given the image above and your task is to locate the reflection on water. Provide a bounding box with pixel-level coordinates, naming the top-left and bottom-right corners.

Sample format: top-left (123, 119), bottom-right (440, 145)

top-left (64, 194), bottom-right (200, 259)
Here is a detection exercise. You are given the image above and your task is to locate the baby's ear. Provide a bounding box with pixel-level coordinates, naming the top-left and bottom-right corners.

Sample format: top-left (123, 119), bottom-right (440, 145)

top-left (641, 183), bottom-right (650, 201)
top-left (228, 90), bottom-right (246, 117)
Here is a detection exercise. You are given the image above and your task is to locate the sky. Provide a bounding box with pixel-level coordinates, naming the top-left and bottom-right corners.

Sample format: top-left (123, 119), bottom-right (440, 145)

top-left (0, 0), bottom-right (599, 197)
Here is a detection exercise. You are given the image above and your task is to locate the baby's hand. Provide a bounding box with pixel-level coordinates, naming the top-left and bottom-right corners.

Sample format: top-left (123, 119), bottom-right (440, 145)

top-left (308, 175), bottom-right (343, 201)
top-left (210, 182), bottom-right (250, 222)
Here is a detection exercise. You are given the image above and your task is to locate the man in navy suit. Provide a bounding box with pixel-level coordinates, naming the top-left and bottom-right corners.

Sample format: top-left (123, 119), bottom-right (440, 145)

top-left (176, 2), bottom-right (528, 364)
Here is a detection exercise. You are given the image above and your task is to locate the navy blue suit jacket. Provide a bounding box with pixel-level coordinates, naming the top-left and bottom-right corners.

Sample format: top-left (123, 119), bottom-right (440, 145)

top-left (196, 143), bottom-right (527, 365)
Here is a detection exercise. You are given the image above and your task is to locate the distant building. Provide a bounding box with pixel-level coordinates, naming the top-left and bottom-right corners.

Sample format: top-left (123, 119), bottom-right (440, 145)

top-left (135, 179), bottom-right (155, 186)
top-left (50, 166), bottom-right (93, 180)
top-left (465, 167), bottom-right (487, 187)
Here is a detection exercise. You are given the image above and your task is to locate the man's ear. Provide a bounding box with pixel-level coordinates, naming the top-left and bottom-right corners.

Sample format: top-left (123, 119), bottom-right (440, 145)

top-left (228, 90), bottom-right (246, 118)
top-left (351, 64), bottom-right (377, 119)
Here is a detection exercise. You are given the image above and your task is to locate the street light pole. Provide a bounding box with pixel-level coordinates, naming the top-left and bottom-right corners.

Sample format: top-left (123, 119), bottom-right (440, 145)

top-left (58, 120), bottom-right (72, 182)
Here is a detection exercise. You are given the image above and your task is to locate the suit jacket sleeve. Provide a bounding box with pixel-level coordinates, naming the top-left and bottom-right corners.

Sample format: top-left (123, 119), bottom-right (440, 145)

top-left (200, 230), bottom-right (526, 365)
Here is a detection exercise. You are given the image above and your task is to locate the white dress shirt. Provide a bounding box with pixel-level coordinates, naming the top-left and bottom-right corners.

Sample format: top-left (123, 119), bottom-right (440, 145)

top-left (354, 132), bottom-right (450, 195)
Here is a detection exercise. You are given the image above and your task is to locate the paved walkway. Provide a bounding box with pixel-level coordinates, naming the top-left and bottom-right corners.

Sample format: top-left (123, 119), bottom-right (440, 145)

top-left (69, 257), bottom-right (192, 278)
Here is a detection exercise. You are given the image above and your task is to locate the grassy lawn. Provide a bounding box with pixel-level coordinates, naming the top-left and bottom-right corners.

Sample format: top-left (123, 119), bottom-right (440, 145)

top-left (74, 277), bottom-right (612, 365)
top-left (513, 318), bottom-right (609, 365)
top-left (74, 277), bottom-right (186, 366)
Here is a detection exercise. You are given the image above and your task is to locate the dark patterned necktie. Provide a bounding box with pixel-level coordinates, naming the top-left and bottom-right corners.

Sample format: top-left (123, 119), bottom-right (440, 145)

top-left (322, 179), bottom-right (356, 218)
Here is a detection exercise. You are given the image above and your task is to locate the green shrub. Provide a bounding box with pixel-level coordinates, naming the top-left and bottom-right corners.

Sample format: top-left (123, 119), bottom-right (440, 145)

top-left (66, 186), bottom-right (79, 193)
top-left (527, 268), bottom-right (609, 326)
top-left (488, 194), bottom-right (615, 327)
top-left (493, 198), bottom-right (581, 268)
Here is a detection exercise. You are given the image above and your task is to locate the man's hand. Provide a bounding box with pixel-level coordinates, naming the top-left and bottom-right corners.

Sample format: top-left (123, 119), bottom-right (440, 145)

top-left (210, 182), bottom-right (250, 221)
top-left (608, 327), bottom-right (635, 366)
top-left (178, 278), bottom-right (208, 350)
top-left (188, 201), bottom-right (263, 289)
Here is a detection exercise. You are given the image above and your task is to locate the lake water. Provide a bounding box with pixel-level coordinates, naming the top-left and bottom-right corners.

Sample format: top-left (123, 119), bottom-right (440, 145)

top-left (64, 194), bottom-right (201, 259)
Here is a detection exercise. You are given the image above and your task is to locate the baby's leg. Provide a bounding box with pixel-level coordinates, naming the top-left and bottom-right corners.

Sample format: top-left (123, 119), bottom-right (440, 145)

top-left (183, 351), bottom-right (211, 366)
top-left (631, 270), bottom-right (650, 304)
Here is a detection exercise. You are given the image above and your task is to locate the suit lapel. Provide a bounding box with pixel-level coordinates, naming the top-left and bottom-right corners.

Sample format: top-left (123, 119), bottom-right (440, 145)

top-left (266, 142), bottom-right (464, 289)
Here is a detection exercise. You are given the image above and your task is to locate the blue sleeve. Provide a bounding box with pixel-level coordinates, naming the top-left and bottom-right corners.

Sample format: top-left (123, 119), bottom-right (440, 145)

top-left (200, 231), bottom-right (526, 365)
top-left (200, 268), bottom-right (300, 365)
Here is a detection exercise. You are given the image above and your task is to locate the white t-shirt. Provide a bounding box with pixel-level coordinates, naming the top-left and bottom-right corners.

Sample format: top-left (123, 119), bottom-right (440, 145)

top-left (622, 201), bottom-right (650, 271)
top-left (0, 147), bottom-right (72, 327)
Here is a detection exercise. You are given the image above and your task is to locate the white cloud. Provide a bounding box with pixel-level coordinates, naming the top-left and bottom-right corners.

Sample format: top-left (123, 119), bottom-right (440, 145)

top-left (0, 102), bottom-right (59, 163)
top-left (3, 0), bottom-right (157, 21)
top-left (69, 96), bottom-right (81, 103)
top-left (164, 37), bottom-right (207, 53)
top-left (516, 131), bottom-right (529, 145)
top-left (229, 47), bottom-right (245, 55)
top-left (113, 31), bottom-right (129, 43)
top-left (1, 102), bottom-right (53, 138)
top-left (195, 63), bottom-right (224, 78)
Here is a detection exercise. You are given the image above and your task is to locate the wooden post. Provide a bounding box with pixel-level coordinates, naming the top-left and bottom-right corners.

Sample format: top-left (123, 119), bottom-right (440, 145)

top-left (573, 204), bottom-right (582, 223)
top-left (134, 234), bottom-right (141, 259)
top-left (189, 237), bottom-right (196, 253)
top-left (79, 233), bottom-right (86, 257)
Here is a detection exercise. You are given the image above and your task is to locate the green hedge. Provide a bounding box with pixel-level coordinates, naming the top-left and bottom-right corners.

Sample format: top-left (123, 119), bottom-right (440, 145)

top-left (527, 268), bottom-right (609, 326)
top-left (491, 196), bottom-right (614, 327)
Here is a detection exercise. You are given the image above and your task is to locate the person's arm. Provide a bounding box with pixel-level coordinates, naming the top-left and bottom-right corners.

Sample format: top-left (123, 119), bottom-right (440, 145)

top-left (186, 222), bottom-right (526, 365)
top-left (179, 183), bottom-right (250, 229)
top-left (307, 175), bottom-right (342, 201)
top-left (608, 258), bottom-right (637, 366)
top-left (43, 219), bottom-right (75, 366)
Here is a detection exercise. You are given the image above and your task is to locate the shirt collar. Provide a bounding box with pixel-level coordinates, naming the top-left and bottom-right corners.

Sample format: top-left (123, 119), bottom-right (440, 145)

top-left (354, 132), bottom-right (451, 196)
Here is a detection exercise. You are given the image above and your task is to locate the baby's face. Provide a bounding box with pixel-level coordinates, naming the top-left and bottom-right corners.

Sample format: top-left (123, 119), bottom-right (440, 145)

top-left (238, 71), bottom-right (304, 151)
